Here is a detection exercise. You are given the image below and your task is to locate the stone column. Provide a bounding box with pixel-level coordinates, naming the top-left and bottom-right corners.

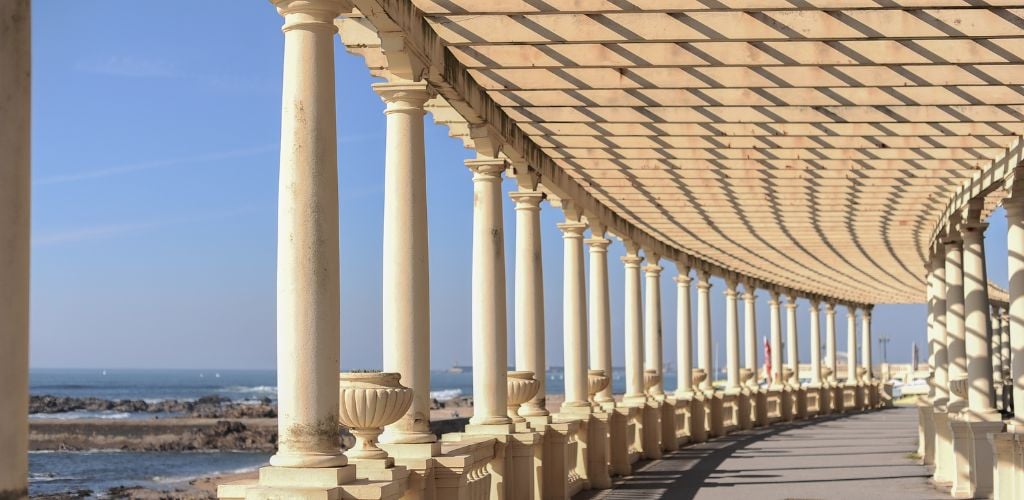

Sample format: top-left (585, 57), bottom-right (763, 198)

top-left (270, 0), bottom-right (348, 468)
top-left (961, 218), bottom-right (997, 416)
top-left (587, 223), bottom-right (614, 405)
top-left (725, 277), bottom-right (741, 391)
top-left (697, 269), bottom-right (714, 392)
top-left (466, 157), bottom-right (512, 426)
top-left (999, 310), bottom-right (1010, 384)
top-left (743, 284), bottom-right (758, 389)
top-left (375, 81), bottom-right (435, 445)
top-left (1006, 198), bottom-right (1024, 426)
top-left (847, 306), bottom-right (858, 384)
top-left (675, 269), bottom-right (694, 397)
top-left (559, 208), bottom-right (590, 411)
top-left (769, 290), bottom-right (784, 388)
top-left (510, 186), bottom-right (548, 417)
top-left (945, 237), bottom-right (968, 412)
top-left (809, 300), bottom-right (822, 386)
top-left (644, 251), bottom-right (665, 397)
top-left (786, 294), bottom-right (800, 387)
top-left (992, 306), bottom-right (1003, 394)
top-left (0, 1), bottom-right (30, 496)
top-left (623, 243), bottom-right (646, 403)
top-left (862, 307), bottom-right (873, 380)
top-left (932, 250), bottom-right (949, 406)
top-left (826, 303), bottom-right (838, 384)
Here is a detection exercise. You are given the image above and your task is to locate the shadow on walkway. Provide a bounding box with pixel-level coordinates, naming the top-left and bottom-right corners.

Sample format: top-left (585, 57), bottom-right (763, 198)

top-left (576, 407), bottom-right (939, 500)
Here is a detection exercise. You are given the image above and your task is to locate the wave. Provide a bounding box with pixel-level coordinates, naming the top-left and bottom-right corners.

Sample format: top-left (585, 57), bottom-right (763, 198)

top-left (429, 388), bottom-right (463, 401)
top-left (218, 385), bottom-right (277, 394)
top-left (29, 473), bottom-right (80, 483)
top-left (30, 411), bottom-right (133, 420)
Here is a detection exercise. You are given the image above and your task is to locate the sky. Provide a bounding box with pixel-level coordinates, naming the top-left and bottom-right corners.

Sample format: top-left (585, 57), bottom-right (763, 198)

top-left (29, 1), bottom-right (1009, 372)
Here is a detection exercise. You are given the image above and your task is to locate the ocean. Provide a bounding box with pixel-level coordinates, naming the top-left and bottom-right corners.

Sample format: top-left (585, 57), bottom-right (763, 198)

top-left (28, 368), bottom-right (682, 497)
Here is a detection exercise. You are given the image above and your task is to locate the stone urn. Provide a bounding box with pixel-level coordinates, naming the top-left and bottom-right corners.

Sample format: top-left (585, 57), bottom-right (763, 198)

top-left (822, 366), bottom-right (833, 381)
top-left (643, 368), bottom-right (661, 393)
top-left (782, 367), bottom-right (795, 387)
top-left (692, 368), bottom-right (708, 387)
top-left (506, 370), bottom-right (539, 423)
top-left (338, 372), bottom-right (414, 460)
top-left (856, 366), bottom-right (868, 383)
top-left (949, 377), bottom-right (968, 400)
top-left (588, 369), bottom-right (610, 400)
top-left (739, 367), bottom-right (754, 386)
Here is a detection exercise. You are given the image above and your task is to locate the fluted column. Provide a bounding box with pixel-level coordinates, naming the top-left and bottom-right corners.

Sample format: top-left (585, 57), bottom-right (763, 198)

top-left (769, 290), bottom-right (784, 388)
top-left (270, 0), bottom-right (348, 468)
top-left (376, 81), bottom-right (435, 445)
top-left (932, 250), bottom-right (949, 407)
top-left (697, 269), bottom-right (714, 392)
top-left (623, 243), bottom-right (646, 403)
top-left (743, 284), bottom-right (758, 389)
top-left (826, 303), bottom-right (837, 384)
top-left (675, 268), bottom-right (694, 398)
top-left (587, 224), bottom-right (613, 404)
top-left (846, 306), bottom-right (858, 384)
top-left (809, 300), bottom-right (822, 386)
top-left (644, 251), bottom-right (665, 396)
top-left (511, 187), bottom-right (548, 417)
top-left (467, 157), bottom-right (512, 426)
top-left (559, 210), bottom-right (590, 411)
top-left (0, 1), bottom-right (30, 495)
top-left (786, 294), bottom-right (799, 387)
top-left (725, 277), bottom-right (741, 391)
top-left (961, 218), bottom-right (997, 415)
top-left (945, 237), bottom-right (968, 412)
top-left (862, 307), bottom-right (873, 380)
top-left (1006, 198), bottom-right (1024, 425)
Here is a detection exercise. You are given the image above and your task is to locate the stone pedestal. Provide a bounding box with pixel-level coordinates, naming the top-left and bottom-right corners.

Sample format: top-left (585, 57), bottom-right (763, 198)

top-left (706, 392), bottom-right (725, 437)
top-left (379, 442), bottom-right (441, 500)
top-left (609, 407), bottom-right (635, 476)
top-left (933, 409), bottom-right (954, 485)
top-left (916, 399), bottom-right (936, 465)
top-left (690, 394), bottom-right (709, 443)
top-left (833, 384), bottom-right (846, 413)
top-left (949, 417), bottom-right (974, 498)
top-left (659, 396), bottom-right (680, 451)
top-left (963, 417), bottom-right (1004, 498)
top-left (990, 432), bottom-right (1018, 500)
top-left (736, 390), bottom-right (753, 430)
top-left (638, 401), bottom-right (663, 459)
top-left (218, 466), bottom-right (407, 500)
top-left (754, 389), bottom-right (769, 427)
top-left (537, 419), bottom-right (586, 499)
top-left (779, 387), bottom-right (794, 422)
top-left (460, 423), bottom-right (541, 500)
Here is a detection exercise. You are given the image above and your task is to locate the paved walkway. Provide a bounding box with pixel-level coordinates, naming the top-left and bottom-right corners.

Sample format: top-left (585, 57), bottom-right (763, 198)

top-left (580, 406), bottom-right (940, 500)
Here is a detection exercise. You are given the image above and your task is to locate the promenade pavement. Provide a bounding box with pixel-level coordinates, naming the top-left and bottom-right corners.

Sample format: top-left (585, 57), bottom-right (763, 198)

top-left (579, 406), bottom-right (939, 500)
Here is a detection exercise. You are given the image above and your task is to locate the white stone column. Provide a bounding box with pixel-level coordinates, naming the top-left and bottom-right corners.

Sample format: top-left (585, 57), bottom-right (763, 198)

top-left (786, 294), bottom-right (800, 387)
top-left (587, 223), bottom-right (613, 404)
top-left (0, 1), bottom-right (30, 496)
top-left (743, 283), bottom-right (758, 389)
top-left (675, 268), bottom-right (694, 398)
top-left (769, 290), bottom-right (784, 388)
top-left (932, 250), bottom-right (949, 407)
top-left (809, 300), bottom-right (822, 386)
top-left (826, 303), bottom-right (837, 384)
top-left (270, 0), bottom-right (348, 468)
top-left (697, 269), bottom-right (714, 392)
top-left (1006, 198), bottom-right (1024, 425)
top-left (1000, 310), bottom-right (1010, 383)
top-left (510, 186), bottom-right (548, 417)
top-left (375, 81), bottom-right (435, 445)
top-left (644, 251), bottom-right (665, 396)
top-left (847, 306), bottom-right (858, 384)
top-left (467, 157), bottom-right (512, 426)
top-left (862, 307), bottom-right (873, 380)
top-left (725, 276), bottom-right (741, 391)
top-left (623, 242), bottom-right (646, 403)
top-left (945, 237), bottom-right (968, 412)
top-left (559, 209), bottom-right (590, 411)
top-left (992, 306), bottom-right (1003, 389)
top-left (961, 218), bottom-right (997, 415)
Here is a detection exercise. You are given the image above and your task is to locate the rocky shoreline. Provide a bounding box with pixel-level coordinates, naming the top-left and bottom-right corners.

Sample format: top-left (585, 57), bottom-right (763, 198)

top-left (30, 395), bottom-right (277, 419)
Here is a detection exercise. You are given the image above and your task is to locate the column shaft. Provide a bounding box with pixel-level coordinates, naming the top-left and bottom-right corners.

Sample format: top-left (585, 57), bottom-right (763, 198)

top-left (826, 304), bottom-right (837, 383)
top-left (810, 302), bottom-right (822, 385)
top-left (587, 231), bottom-right (613, 403)
top-left (1000, 311), bottom-right (1010, 382)
top-left (623, 248), bottom-right (646, 401)
top-left (862, 310), bottom-right (873, 380)
top-left (847, 307), bottom-right (858, 384)
top-left (992, 308), bottom-right (1003, 387)
top-left (1007, 200), bottom-right (1024, 423)
top-left (560, 219), bottom-right (589, 408)
top-left (697, 270), bottom-right (714, 391)
top-left (770, 291), bottom-right (784, 387)
top-left (467, 159), bottom-right (511, 425)
top-left (945, 239), bottom-right (968, 411)
top-left (271, 0), bottom-right (348, 468)
top-left (962, 222), bottom-right (996, 413)
top-left (644, 254), bottom-right (664, 395)
top-left (511, 190), bottom-right (548, 416)
top-left (0, 0), bottom-right (30, 495)
top-left (676, 272), bottom-right (694, 396)
top-left (725, 279), bottom-right (740, 390)
top-left (743, 287), bottom-right (758, 388)
top-left (376, 82), bottom-right (434, 444)
top-left (786, 296), bottom-right (799, 386)
top-left (933, 251), bottom-right (949, 405)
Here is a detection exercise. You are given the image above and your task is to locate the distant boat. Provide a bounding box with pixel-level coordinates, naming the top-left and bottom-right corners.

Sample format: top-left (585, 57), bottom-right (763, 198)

top-left (101, 370), bottom-right (107, 376)
top-left (447, 364), bottom-right (472, 374)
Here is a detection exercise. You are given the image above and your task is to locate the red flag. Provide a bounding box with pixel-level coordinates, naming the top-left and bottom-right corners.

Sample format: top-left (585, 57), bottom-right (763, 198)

top-left (763, 336), bottom-right (772, 384)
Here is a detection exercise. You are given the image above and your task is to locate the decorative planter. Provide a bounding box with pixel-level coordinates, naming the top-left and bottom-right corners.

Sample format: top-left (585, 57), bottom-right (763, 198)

top-left (739, 367), bottom-right (754, 385)
top-left (692, 368), bottom-right (708, 387)
top-left (338, 372), bottom-right (413, 460)
top-left (949, 377), bottom-right (968, 399)
top-left (643, 368), bottom-right (661, 393)
top-left (856, 366), bottom-right (868, 383)
top-left (506, 370), bottom-right (539, 423)
top-left (822, 366), bottom-right (833, 380)
top-left (783, 367), bottom-right (795, 386)
top-left (588, 369), bottom-right (610, 405)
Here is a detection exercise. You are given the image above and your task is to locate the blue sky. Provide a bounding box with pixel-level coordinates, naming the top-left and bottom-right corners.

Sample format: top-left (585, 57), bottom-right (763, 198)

top-left (29, 1), bottom-right (1007, 371)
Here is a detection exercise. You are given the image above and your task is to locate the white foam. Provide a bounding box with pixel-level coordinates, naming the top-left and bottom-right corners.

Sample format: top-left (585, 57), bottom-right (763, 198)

top-left (429, 388), bottom-right (463, 401)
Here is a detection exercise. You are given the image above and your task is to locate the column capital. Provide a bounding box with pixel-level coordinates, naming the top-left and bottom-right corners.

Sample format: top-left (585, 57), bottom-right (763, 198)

top-left (675, 274), bottom-right (692, 286)
top-left (644, 262), bottom-right (663, 275)
top-left (621, 254), bottom-right (644, 267)
top-left (372, 81), bottom-right (432, 113)
top-left (742, 291), bottom-right (756, 301)
top-left (808, 298), bottom-right (820, 309)
top-left (509, 190), bottom-right (544, 209)
top-left (585, 236), bottom-right (612, 250)
top-left (465, 157), bottom-right (507, 178)
top-left (557, 221), bottom-right (587, 236)
top-left (643, 248), bottom-right (661, 265)
top-left (825, 302), bottom-right (836, 313)
top-left (274, 0), bottom-right (350, 29)
top-left (768, 289), bottom-right (781, 304)
top-left (696, 269), bottom-right (712, 290)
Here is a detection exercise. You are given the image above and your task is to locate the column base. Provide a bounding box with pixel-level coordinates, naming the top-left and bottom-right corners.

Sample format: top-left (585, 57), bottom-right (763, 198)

top-left (218, 465), bottom-right (405, 500)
